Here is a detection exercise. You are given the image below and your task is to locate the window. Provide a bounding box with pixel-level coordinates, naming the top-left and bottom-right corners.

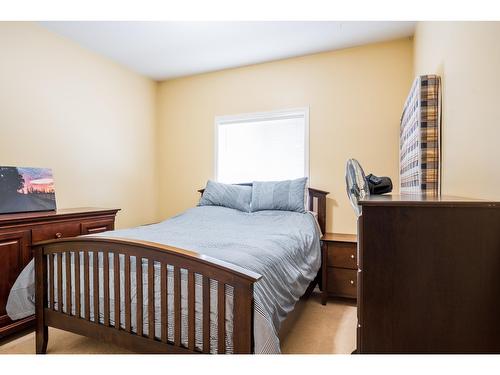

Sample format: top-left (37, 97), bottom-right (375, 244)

top-left (215, 108), bottom-right (309, 184)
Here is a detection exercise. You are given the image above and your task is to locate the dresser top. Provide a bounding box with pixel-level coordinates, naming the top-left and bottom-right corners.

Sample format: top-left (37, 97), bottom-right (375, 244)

top-left (0, 207), bottom-right (120, 225)
top-left (359, 194), bottom-right (498, 208)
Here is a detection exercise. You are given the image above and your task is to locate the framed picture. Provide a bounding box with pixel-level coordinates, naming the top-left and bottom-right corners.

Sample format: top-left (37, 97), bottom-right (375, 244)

top-left (0, 166), bottom-right (56, 214)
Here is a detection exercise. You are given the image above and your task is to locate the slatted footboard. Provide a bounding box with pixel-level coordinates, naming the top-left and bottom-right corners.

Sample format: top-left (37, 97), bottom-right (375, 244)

top-left (34, 237), bottom-right (261, 354)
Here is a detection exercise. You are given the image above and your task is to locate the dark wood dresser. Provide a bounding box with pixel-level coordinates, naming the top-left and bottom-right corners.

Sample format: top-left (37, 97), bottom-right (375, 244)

top-left (0, 207), bottom-right (119, 338)
top-left (356, 195), bottom-right (500, 353)
top-left (321, 233), bottom-right (357, 304)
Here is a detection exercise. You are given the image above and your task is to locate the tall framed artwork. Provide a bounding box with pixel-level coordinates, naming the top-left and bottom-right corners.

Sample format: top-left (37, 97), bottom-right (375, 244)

top-left (0, 166), bottom-right (56, 214)
top-left (399, 75), bottom-right (442, 195)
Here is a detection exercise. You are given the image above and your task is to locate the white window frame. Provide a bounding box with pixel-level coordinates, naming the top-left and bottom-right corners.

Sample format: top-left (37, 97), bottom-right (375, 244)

top-left (214, 107), bottom-right (310, 182)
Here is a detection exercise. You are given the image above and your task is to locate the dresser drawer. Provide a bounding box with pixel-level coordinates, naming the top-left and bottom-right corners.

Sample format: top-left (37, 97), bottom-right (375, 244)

top-left (327, 267), bottom-right (357, 298)
top-left (81, 219), bottom-right (114, 235)
top-left (32, 221), bottom-right (81, 243)
top-left (327, 241), bottom-right (357, 269)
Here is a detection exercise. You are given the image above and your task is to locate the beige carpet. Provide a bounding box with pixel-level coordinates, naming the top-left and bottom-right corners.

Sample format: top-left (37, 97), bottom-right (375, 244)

top-left (0, 291), bottom-right (356, 354)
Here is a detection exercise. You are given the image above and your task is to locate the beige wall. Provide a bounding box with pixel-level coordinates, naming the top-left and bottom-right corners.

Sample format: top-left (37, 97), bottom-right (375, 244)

top-left (157, 38), bottom-right (413, 234)
top-left (3, 22), bottom-right (497, 236)
top-left (414, 22), bottom-right (500, 201)
top-left (0, 22), bottom-right (159, 228)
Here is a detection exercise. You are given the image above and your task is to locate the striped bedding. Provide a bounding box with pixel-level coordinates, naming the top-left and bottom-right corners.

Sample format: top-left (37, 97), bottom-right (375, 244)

top-left (7, 205), bottom-right (321, 353)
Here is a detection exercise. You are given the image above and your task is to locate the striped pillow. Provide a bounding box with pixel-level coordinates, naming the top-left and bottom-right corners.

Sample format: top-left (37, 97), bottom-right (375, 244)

top-left (198, 180), bottom-right (252, 212)
top-left (251, 177), bottom-right (308, 213)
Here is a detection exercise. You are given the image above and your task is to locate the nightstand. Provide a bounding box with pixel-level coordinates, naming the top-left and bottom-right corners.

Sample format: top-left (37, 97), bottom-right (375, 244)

top-left (321, 232), bottom-right (358, 305)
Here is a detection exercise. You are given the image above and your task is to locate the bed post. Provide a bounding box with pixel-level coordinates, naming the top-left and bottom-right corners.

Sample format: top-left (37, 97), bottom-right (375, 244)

top-left (35, 246), bottom-right (48, 354)
top-left (308, 188), bottom-right (329, 235)
top-left (232, 282), bottom-right (254, 354)
top-left (306, 188), bottom-right (329, 298)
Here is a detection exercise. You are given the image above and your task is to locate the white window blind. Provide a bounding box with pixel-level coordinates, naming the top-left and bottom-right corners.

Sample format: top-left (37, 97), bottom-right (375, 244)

top-left (215, 108), bottom-right (309, 184)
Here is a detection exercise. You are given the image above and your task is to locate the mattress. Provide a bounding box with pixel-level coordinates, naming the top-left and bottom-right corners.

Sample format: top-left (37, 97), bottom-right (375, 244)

top-left (400, 74), bottom-right (442, 195)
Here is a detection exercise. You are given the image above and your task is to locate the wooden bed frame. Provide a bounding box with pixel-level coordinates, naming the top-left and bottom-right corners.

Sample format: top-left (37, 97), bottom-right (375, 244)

top-left (34, 187), bottom-right (328, 354)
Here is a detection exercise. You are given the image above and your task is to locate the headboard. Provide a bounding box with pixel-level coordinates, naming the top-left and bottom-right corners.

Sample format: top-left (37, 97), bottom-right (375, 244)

top-left (198, 185), bottom-right (329, 234)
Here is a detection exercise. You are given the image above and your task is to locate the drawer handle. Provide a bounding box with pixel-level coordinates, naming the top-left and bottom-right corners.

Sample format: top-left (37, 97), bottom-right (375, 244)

top-left (350, 280), bottom-right (355, 285)
top-left (55, 232), bottom-right (62, 239)
top-left (350, 254), bottom-right (355, 259)
top-left (87, 226), bottom-right (108, 233)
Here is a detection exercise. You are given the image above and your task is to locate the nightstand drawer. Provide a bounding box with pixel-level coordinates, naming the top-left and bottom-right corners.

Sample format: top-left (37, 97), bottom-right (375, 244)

top-left (32, 221), bottom-right (81, 243)
top-left (327, 267), bottom-right (357, 299)
top-left (327, 241), bottom-right (357, 269)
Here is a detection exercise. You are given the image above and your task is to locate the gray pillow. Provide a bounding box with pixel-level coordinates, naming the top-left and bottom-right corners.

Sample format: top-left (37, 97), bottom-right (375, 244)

top-left (198, 180), bottom-right (252, 212)
top-left (251, 177), bottom-right (308, 213)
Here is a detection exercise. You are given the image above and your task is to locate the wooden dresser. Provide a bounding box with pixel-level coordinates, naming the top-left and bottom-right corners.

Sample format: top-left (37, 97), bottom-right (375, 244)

top-left (321, 233), bottom-right (357, 304)
top-left (0, 207), bottom-right (119, 339)
top-left (356, 195), bottom-right (500, 353)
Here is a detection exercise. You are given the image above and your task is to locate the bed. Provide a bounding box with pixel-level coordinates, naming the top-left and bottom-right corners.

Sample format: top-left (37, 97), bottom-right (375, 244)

top-left (9, 186), bottom-right (328, 354)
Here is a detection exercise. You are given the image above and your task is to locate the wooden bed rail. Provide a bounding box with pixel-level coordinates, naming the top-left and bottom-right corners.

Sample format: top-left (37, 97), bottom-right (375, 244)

top-left (35, 237), bottom-right (261, 354)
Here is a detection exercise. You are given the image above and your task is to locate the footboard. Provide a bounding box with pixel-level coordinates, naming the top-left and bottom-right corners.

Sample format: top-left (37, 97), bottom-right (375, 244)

top-left (34, 237), bottom-right (261, 354)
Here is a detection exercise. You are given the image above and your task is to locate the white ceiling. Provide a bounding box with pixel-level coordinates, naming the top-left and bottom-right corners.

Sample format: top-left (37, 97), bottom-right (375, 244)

top-left (40, 21), bottom-right (416, 81)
